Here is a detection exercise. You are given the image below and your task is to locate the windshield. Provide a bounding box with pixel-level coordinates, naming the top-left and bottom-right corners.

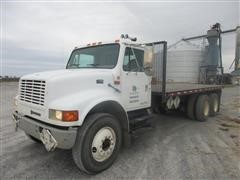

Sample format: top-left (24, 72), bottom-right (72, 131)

top-left (66, 44), bottom-right (120, 69)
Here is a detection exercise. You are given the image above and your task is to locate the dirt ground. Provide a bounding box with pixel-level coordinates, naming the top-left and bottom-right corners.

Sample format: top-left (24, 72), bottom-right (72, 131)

top-left (0, 82), bottom-right (240, 179)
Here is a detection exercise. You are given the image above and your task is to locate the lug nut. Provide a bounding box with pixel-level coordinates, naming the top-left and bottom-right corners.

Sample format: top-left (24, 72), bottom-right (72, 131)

top-left (92, 147), bottom-right (97, 153)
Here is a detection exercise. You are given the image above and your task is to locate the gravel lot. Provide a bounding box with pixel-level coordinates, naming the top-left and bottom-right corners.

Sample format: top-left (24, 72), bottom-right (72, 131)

top-left (1, 81), bottom-right (240, 179)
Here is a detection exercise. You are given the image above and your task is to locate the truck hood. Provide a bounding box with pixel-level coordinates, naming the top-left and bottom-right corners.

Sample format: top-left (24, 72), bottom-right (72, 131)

top-left (21, 69), bottom-right (113, 81)
top-left (20, 69), bottom-right (115, 105)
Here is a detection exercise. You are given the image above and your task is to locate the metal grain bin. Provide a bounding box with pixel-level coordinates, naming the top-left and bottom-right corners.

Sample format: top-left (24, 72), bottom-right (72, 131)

top-left (153, 41), bottom-right (205, 83)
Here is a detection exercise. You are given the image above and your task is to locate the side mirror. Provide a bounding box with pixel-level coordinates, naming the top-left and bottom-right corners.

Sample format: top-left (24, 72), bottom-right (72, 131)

top-left (144, 46), bottom-right (154, 76)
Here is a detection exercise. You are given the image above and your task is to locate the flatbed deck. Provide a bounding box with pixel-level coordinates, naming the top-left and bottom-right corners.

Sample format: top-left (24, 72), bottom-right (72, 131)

top-left (152, 82), bottom-right (222, 96)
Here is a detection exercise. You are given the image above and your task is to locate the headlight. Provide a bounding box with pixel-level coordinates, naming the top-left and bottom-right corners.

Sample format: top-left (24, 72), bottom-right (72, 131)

top-left (55, 110), bottom-right (62, 120)
top-left (49, 109), bottom-right (78, 122)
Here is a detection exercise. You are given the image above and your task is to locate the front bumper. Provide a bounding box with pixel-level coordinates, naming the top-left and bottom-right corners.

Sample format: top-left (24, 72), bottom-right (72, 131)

top-left (12, 111), bottom-right (78, 150)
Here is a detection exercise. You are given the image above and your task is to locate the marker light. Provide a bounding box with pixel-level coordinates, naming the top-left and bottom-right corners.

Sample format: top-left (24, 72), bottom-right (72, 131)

top-left (114, 75), bottom-right (121, 85)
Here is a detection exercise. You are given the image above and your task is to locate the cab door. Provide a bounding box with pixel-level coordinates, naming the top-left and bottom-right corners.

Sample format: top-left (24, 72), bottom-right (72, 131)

top-left (121, 47), bottom-right (151, 111)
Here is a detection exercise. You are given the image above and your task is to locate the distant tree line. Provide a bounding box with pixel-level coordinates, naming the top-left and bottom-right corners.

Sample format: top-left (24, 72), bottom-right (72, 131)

top-left (0, 76), bottom-right (20, 81)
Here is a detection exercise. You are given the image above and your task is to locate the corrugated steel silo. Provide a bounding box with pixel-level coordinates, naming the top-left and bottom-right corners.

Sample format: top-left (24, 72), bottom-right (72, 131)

top-left (153, 41), bottom-right (205, 83)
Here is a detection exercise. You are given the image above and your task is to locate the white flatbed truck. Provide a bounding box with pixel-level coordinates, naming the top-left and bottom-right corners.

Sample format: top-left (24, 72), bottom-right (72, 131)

top-left (12, 36), bottom-right (222, 174)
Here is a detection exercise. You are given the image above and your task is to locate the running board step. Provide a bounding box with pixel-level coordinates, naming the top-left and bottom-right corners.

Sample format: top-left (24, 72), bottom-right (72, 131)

top-left (129, 114), bottom-right (155, 131)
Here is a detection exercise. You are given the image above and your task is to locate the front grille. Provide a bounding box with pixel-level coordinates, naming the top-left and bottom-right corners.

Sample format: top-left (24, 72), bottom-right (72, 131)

top-left (20, 79), bottom-right (46, 106)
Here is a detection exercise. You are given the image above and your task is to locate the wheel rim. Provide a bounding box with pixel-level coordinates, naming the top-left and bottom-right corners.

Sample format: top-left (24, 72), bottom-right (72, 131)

top-left (91, 127), bottom-right (116, 162)
top-left (213, 98), bottom-right (218, 112)
top-left (203, 100), bottom-right (210, 116)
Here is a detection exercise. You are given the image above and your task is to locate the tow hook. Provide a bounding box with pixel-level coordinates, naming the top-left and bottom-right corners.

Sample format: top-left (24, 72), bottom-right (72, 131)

top-left (12, 114), bottom-right (19, 132)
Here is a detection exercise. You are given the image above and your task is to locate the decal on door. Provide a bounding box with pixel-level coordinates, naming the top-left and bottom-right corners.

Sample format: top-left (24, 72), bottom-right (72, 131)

top-left (129, 85), bottom-right (139, 103)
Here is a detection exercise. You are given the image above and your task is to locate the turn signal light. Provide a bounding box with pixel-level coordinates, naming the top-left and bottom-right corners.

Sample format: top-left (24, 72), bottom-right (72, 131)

top-left (62, 111), bottom-right (78, 122)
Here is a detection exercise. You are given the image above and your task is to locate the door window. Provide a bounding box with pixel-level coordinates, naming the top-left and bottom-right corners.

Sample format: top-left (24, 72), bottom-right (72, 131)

top-left (123, 47), bottom-right (144, 72)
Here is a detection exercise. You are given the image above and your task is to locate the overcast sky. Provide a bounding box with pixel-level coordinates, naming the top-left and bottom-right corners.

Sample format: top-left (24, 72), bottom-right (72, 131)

top-left (1, 1), bottom-right (239, 76)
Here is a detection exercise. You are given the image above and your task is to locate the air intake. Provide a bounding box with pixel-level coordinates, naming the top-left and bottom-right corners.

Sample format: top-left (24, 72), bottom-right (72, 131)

top-left (20, 79), bottom-right (46, 106)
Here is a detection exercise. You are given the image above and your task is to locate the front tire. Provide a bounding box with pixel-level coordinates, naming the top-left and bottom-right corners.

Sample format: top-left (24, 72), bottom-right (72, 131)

top-left (72, 113), bottom-right (122, 174)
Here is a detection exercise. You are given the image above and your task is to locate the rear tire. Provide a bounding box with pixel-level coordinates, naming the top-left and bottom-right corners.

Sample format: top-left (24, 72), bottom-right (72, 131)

top-left (209, 93), bottom-right (219, 116)
top-left (72, 113), bottom-right (122, 174)
top-left (195, 94), bottom-right (210, 122)
top-left (187, 94), bottom-right (198, 119)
